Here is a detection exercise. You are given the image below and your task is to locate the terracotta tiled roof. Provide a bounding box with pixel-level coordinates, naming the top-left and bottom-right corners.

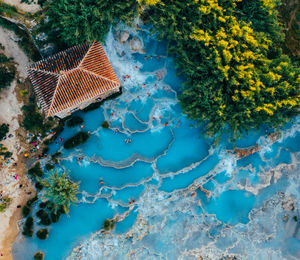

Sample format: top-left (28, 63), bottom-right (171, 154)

top-left (28, 41), bottom-right (120, 117)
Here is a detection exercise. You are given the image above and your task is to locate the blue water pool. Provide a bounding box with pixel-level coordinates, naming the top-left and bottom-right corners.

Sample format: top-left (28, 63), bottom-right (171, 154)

top-left (12, 26), bottom-right (300, 260)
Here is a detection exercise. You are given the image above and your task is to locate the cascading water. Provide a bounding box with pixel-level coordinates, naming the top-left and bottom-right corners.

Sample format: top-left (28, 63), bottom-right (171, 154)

top-left (12, 25), bottom-right (300, 260)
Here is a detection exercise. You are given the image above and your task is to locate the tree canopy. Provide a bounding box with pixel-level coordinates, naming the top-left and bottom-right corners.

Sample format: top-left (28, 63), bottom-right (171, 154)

top-left (40, 170), bottom-right (80, 214)
top-left (145, 0), bottom-right (299, 139)
top-left (45, 0), bottom-right (139, 45)
top-left (41, 0), bottom-right (299, 140)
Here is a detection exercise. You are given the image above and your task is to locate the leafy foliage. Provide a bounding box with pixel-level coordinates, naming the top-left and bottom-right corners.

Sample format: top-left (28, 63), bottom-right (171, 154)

top-left (22, 205), bottom-right (31, 217)
top-left (0, 123), bottom-right (9, 140)
top-left (22, 216), bottom-right (34, 237)
top-left (0, 197), bottom-right (11, 212)
top-left (34, 251), bottom-right (44, 260)
top-left (101, 121), bottom-right (110, 129)
top-left (36, 228), bottom-right (49, 240)
top-left (22, 104), bottom-right (44, 132)
top-left (103, 219), bottom-right (115, 231)
top-left (146, 0), bottom-right (300, 139)
top-left (66, 116), bottom-right (83, 127)
top-left (63, 132), bottom-right (90, 149)
top-left (40, 170), bottom-right (80, 214)
top-left (45, 163), bottom-right (55, 171)
top-left (28, 162), bottom-right (43, 178)
top-left (44, 0), bottom-right (139, 46)
top-left (36, 209), bottom-right (51, 225)
top-left (0, 64), bottom-right (15, 90)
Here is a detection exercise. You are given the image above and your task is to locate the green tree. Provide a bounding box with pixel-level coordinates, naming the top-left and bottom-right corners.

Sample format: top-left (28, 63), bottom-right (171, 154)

top-left (146, 0), bottom-right (300, 140)
top-left (34, 251), bottom-right (44, 260)
top-left (45, 0), bottom-right (139, 46)
top-left (0, 123), bottom-right (9, 140)
top-left (0, 65), bottom-right (15, 90)
top-left (40, 170), bottom-right (80, 214)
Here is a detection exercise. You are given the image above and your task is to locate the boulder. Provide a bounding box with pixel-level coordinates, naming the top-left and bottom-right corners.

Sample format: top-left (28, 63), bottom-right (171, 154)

top-left (118, 31), bottom-right (130, 44)
top-left (282, 196), bottom-right (295, 211)
top-left (129, 37), bottom-right (145, 54)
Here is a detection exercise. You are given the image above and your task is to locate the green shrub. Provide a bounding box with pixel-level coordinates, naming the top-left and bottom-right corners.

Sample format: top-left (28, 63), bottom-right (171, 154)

top-left (103, 219), bottom-right (115, 231)
top-left (0, 65), bottom-right (15, 90)
top-left (66, 116), bottom-right (83, 127)
top-left (0, 197), bottom-right (11, 212)
top-left (51, 152), bottom-right (61, 164)
top-left (28, 162), bottom-right (43, 178)
top-left (34, 251), bottom-right (44, 260)
top-left (36, 228), bottom-right (49, 240)
top-left (39, 201), bottom-right (47, 208)
top-left (22, 216), bottom-right (34, 237)
top-left (101, 121), bottom-right (109, 129)
top-left (22, 205), bottom-right (31, 217)
top-left (36, 209), bottom-right (51, 226)
top-left (63, 132), bottom-right (90, 149)
top-left (22, 104), bottom-right (44, 132)
top-left (45, 163), bottom-right (54, 171)
top-left (0, 53), bottom-right (11, 62)
top-left (0, 124), bottom-right (9, 140)
top-left (35, 181), bottom-right (44, 191)
top-left (26, 196), bottom-right (38, 207)
top-left (50, 211), bottom-right (61, 223)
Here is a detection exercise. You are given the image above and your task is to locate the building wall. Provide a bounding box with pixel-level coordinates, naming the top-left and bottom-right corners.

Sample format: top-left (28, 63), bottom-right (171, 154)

top-left (54, 86), bottom-right (120, 118)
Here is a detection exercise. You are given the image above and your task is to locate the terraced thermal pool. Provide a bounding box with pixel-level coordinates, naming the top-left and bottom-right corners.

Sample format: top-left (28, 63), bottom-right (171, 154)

top-left (13, 27), bottom-right (300, 260)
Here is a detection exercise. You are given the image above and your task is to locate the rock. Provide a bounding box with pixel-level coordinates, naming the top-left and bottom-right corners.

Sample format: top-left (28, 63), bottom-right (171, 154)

top-left (36, 32), bottom-right (48, 41)
top-left (40, 43), bottom-right (56, 57)
top-left (282, 196), bottom-right (295, 211)
top-left (129, 37), bottom-right (145, 54)
top-left (118, 31), bottom-right (130, 44)
top-left (283, 215), bottom-right (289, 222)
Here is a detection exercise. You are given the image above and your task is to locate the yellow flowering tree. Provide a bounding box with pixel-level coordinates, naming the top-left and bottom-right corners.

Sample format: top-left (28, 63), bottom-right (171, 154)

top-left (147, 0), bottom-right (299, 139)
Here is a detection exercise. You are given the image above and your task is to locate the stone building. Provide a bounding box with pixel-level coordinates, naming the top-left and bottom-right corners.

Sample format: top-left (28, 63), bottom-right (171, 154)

top-left (28, 41), bottom-right (120, 118)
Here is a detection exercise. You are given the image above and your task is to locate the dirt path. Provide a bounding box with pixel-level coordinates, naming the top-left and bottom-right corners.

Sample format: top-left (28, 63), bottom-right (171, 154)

top-left (0, 26), bottom-right (35, 260)
top-left (1, 0), bottom-right (40, 13)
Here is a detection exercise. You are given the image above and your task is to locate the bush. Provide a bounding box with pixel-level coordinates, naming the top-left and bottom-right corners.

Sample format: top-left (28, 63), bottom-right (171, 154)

top-left (22, 216), bottom-right (34, 237)
top-left (28, 162), bottom-right (43, 178)
top-left (0, 123), bottom-right (9, 140)
top-left (0, 197), bottom-right (11, 212)
top-left (22, 104), bottom-right (44, 132)
top-left (45, 163), bottom-right (54, 171)
top-left (39, 201), bottom-right (48, 208)
top-left (36, 229), bottom-right (49, 240)
top-left (0, 53), bottom-right (11, 63)
top-left (103, 219), bottom-right (115, 231)
top-left (34, 251), bottom-right (44, 260)
top-left (63, 132), bottom-right (90, 149)
top-left (35, 181), bottom-right (44, 191)
top-left (51, 151), bottom-right (61, 164)
top-left (66, 116), bottom-right (84, 127)
top-left (101, 121), bottom-right (109, 129)
top-left (26, 196), bottom-right (38, 207)
top-left (22, 205), bottom-right (31, 217)
top-left (50, 211), bottom-right (61, 223)
top-left (36, 209), bottom-right (51, 226)
top-left (0, 65), bottom-right (15, 90)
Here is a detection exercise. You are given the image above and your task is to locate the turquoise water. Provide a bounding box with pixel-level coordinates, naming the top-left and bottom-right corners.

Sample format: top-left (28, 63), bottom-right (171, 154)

top-left (12, 27), bottom-right (300, 260)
